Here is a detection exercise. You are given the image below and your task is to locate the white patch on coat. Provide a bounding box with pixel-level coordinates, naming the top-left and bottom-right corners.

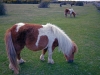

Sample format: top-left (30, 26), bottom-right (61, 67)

top-left (15, 23), bottom-right (25, 32)
top-left (36, 23), bottom-right (56, 48)
top-left (69, 8), bottom-right (74, 14)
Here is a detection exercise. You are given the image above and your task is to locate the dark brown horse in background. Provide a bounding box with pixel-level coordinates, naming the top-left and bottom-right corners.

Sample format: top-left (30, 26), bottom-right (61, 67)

top-left (4, 23), bottom-right (78, 74)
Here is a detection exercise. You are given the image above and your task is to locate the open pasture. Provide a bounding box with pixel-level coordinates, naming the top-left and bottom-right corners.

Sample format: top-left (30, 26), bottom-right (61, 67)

top-left (0, 3), bottom-right (100, 75)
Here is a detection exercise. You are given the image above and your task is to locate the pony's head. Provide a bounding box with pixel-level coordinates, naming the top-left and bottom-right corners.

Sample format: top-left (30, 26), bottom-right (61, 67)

top-left (72, 12), bottom-right (76, 17)
top-left (64, 41), bottom-right (78, 63)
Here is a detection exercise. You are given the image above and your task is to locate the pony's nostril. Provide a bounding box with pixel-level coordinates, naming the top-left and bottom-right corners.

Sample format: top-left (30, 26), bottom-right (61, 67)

top-left (68, 60), bottom-right (73, 63)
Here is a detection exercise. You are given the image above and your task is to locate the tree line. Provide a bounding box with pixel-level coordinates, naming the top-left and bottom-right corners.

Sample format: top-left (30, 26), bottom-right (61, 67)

top-left (3, 0), bottom-right (42, 4)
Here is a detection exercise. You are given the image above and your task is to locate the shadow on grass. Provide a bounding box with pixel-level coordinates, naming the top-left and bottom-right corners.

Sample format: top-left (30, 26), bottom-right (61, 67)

top-left (18, 60), bottom-right (82, 75)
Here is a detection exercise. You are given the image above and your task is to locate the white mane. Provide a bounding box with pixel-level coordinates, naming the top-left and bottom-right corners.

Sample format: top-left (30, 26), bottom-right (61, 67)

top-left (45, 23), bottom-right (73, 56)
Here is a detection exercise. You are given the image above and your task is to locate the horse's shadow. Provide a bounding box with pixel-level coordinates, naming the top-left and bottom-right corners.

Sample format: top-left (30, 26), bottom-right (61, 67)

top-left (18, 60), bottom-right (81, 75)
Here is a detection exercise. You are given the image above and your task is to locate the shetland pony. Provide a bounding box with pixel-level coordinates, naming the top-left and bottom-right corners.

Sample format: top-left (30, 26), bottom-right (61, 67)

top-left (65, 8), bottom-right (76, 17)
top-left (4, 23), bottom-right (78, 74)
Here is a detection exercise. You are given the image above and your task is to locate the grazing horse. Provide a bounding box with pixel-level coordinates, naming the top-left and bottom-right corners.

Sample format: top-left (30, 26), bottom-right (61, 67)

top-left (65, 8), bottom-right (76, 17)
top-left (4, 23), bottom-right (78, 74)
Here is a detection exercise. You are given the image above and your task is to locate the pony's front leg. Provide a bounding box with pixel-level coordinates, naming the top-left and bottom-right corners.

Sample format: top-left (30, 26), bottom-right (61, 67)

top-left (48, 48), bottom-right (54, 64)
top-left (40, 48), bottom-right (47, 61)
top-left (70, 14), bottom-right (72, 17)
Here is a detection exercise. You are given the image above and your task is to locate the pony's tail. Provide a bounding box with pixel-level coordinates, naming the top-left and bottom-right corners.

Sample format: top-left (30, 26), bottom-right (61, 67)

top-left (5, 31), bottom-right (19, 74)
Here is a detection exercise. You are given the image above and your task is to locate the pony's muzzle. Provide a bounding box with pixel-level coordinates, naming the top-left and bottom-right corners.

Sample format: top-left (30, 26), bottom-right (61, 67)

top-left (68, 60), bottom-right (73, 63)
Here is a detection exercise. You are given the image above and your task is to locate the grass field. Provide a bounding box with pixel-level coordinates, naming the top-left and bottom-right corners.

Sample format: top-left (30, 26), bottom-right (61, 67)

top-left (0, 3), bottom-right (100, 75)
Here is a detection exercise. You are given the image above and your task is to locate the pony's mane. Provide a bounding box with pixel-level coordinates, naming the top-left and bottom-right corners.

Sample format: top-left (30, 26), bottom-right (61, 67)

top-left (45, 23), bottom-right (73, 56)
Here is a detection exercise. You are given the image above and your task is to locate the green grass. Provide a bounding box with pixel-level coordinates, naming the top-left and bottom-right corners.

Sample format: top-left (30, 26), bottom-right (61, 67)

top-left (0, 3), bottom-right (100, 75)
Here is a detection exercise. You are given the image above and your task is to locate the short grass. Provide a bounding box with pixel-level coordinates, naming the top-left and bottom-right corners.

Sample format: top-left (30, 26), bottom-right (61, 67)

top-left (0, 3), bottom-right (100, 75)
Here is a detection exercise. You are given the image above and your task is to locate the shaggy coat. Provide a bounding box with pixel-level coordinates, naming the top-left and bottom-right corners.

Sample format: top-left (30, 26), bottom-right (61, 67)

top-left (4, 23), bottom-right (78, 74)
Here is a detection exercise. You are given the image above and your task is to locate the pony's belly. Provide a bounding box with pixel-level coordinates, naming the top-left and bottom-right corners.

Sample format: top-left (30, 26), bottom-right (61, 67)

top-left (26, 35), bottom-right (48, 51)
top-left (67, 12), bottom-right (70, 14)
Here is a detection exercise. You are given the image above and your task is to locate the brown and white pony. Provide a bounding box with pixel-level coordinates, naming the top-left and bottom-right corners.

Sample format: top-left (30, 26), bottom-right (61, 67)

top-left (65, 8), bottom-right (76, 17)
top-left (4, 23), bottom-right (78, 74)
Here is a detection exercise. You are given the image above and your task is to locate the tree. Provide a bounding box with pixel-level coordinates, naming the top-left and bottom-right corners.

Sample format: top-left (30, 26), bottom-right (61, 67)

top-left (0, 0), bottom-right (6, 15)
top-left (38, 0), bottom-right (50, 8)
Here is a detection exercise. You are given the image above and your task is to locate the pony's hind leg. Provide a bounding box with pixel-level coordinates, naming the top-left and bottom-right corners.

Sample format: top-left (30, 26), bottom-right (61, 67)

top-left (40, 48), bottom-right (47, 61)
top-left (65, 13), bottom-right (67, 17)
top-left (17, 53), bottom-right (26, 64)
top-left (16, 47), bottom-right (26, 64)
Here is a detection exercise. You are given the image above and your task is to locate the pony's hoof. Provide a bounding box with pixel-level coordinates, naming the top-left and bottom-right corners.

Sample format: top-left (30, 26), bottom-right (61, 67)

top-left (9, 63), bottom-right (14, 71)
top-left (40, 54), bottom-right (45, 61)
top-left (48, 59), bottom-right (54, 64)
top-left (17, 58), bottom-right (26, 64)
top-left (40, 58), bottom-right (45, 61)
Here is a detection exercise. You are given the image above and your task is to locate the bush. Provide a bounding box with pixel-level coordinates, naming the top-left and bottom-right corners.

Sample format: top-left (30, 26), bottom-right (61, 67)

top-left (0, 3), bottom-right (6, 15)
top-left (38, 1), bottom-right (50, 8)
top-left (75, 1), bottom-right (84, 6)
top-left (60, 2), bottom-right (67, 7)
